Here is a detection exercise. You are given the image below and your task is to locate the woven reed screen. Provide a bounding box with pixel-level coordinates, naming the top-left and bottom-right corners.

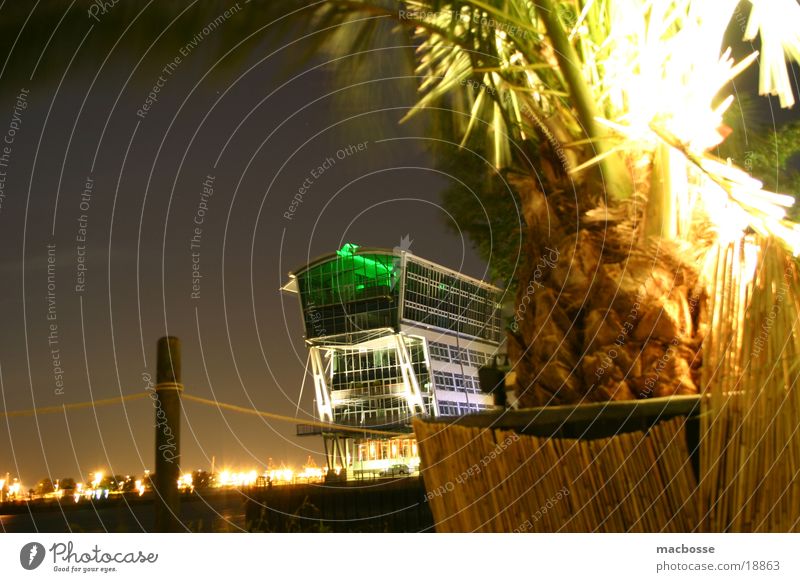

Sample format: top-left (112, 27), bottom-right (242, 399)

top-left (414, 417), bottom-right (701, 532)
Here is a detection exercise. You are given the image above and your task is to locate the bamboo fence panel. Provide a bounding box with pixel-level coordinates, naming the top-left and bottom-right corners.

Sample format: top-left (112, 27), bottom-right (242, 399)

top-left (414, 416), bottom-right (700, 532)
top-left (701, 236), bottom-right (800, 532)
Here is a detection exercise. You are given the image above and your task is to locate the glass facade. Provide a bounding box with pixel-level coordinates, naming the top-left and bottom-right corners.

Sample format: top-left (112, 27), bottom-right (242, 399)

top-left (436, 400), bottom-right (492, 416)
top-left (403, 259), bottom-right (502, 343)
top-left (356, 438), bottom-right (418, 462)
top-left (427, 340), bottom-right (497, 368)
top-left (432, 370), bottom-right (482, 394)
top-left (293, 244), bottom-right (502, 343)
top-left (297, 245), bottom-right (399, 339)
top-left (329, 340), bottom-right (434, 428)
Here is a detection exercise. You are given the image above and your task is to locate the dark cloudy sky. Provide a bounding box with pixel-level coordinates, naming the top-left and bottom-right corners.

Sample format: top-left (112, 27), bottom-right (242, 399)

top-left (0, 1), bottom-right (491, 484)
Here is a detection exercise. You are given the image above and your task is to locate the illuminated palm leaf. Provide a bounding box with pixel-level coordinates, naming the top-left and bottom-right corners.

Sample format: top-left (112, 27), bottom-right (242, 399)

top-left (744, 0), bottom-right (800, 108)
top-left (319, 1), bottom-right (800, 247)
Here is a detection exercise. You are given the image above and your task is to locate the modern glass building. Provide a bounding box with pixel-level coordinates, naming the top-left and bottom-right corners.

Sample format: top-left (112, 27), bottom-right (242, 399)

top-left (283, 243), bottom-right (504, 477)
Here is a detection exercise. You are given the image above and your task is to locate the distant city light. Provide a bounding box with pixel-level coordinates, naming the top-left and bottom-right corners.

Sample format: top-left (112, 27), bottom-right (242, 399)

top-left (267, 468), bottom-right (292, 484)
top-left (1, 458), bottom-right (332, 504)
top-left (179, 473), bottom-right (194, 491)
top-left (296, 466), bottom-right (324, 481)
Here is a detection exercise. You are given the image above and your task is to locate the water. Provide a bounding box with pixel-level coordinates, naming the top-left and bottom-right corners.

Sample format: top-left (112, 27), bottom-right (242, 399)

top-left (0, 491), bottom-right (248, 533)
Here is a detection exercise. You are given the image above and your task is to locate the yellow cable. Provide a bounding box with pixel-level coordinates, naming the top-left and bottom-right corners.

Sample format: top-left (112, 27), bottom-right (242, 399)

top-left (0, 391), bottom-right (407, 437)
top-left (0, 393), bottom-right (148, 418)
top-left (182, 393), bottom-right (407, 437)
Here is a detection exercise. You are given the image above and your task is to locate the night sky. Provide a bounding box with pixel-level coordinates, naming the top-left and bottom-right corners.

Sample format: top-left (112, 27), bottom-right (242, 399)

top-left (0, 2), bottom-right (492, 484)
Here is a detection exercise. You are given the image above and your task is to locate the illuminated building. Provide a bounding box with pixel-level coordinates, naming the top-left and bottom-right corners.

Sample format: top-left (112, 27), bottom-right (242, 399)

top-left (283, 243), bottom-right (503, 477)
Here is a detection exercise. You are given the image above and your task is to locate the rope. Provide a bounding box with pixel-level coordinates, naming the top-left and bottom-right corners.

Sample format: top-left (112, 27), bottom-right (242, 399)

top-left (0, 393), bottom-right (148, 418)
top-left (182, 394), bottom-right (407, 437)
top-left (0, 391), bottom-right (407, 437)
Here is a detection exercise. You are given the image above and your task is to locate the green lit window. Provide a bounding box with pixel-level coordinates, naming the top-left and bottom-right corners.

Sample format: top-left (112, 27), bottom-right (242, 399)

top-left (297, 245), bottom-right (400, 338)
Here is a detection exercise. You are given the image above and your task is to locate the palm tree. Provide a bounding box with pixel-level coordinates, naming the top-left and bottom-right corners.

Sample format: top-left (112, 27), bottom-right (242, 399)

top-left (295, 0), bottom-right (800, 413)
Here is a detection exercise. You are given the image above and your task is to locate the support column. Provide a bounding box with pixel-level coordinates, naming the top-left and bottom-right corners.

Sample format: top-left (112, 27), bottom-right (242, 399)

top-left (395, 334), bottom-right (426, 415)
top-left (154, 336), bottom-right (183, 532)
top-left (309, 346), bottom-right (333, 423)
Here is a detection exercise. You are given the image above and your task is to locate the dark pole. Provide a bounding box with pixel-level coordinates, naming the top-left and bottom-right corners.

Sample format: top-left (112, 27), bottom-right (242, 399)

top-left (154, 336), bottom-right (183, 532)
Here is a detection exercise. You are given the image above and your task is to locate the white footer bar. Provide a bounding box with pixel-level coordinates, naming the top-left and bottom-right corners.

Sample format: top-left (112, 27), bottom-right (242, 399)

top-left (1, 533), bottom-right (798, 581)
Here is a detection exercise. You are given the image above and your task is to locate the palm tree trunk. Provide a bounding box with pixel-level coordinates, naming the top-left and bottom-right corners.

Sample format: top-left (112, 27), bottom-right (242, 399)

top-left (507, 172), bottom-right (703, 406)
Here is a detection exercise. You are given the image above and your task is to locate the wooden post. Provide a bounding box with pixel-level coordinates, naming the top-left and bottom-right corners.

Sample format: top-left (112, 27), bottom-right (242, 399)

top-left (154, 336), bottom-right (183, 532)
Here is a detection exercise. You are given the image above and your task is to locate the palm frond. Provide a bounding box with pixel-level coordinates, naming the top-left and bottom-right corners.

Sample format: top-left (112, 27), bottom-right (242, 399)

top-left (743, 0), bottom-right (800, 108)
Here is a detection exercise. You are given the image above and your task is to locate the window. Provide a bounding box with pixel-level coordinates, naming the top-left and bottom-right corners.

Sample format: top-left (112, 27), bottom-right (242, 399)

top-left (457, 402), bottom-right (480, 415)
top-left (402, 260), bottom-right (502, 343)
top-left (468, 349), bottom-right (488, 368)
top-left (435, 399), bottom-right (485, 416)
top-left (449, 346), bottom-right (469, 365)
top-left (433, 371), bottom-right (455, 389)
top-left (329, 339), bottom-right (433, 426)
top-left (428, 341), bottom-right (451, 362)
top-left (436, 400), bottom-right (459, 416)
top-left (298, 250), bottom-right (400, 339)
top-left (433, 370), bottom-right (483, 394)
